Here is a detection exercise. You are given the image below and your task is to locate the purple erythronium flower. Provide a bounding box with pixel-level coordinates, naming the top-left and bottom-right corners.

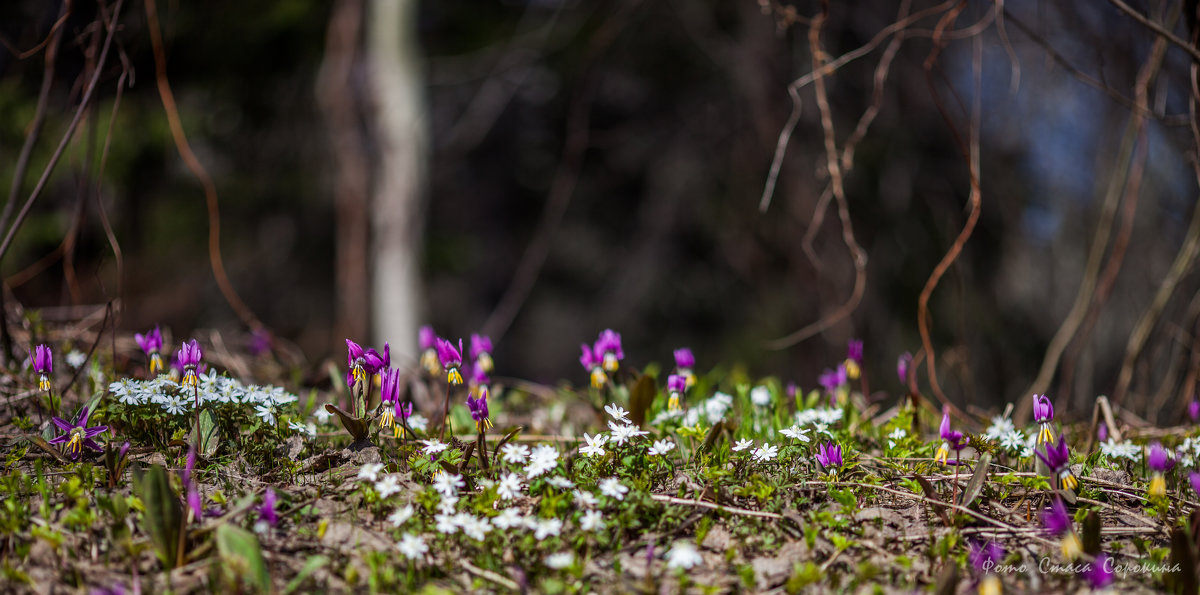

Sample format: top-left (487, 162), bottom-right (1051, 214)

top-left (673, 348), bottom-right (696, 387)
top-left (815, 442), bottom-right (843, 473)
top-left (470, 334), bottom-right (494, 373)
top-left (1191, 399), bottom-right (1200, 423)
top-left (379, 368), bottom-right (401, 432)
top-left (1189, 472), bottom-right (1200, 497)
top-left (49, 405), bottom-right (108, 460)
top-left (580, 343), bottom-right (606, 388)
top-left (1032, 394), bottom-right (1055, 445)
top-left (437, 338), bottom-right (464, 385)
top-left (1041, 498), bottom-right (1082, 559)
top-left (1147, 443), bottom-right (1174, 498)
top-left (176, 339), bottom-right (203, 390)
top-left (419, 326), bottom-right (441, 376)
top-left (1086, 553), bottom-right (1114, 589)
top-left (33, 344), bottom-right (52, 391)
top-left (345, 339), bottom-right (388, 388)
top-left (259, 488), bottom-right (278, 528)
top-left (896, 352), bottom-right (912, 385)
top-left (1036, 437), bottom-right (1079, 492)
top-left (844, 339), bottom-right (863, 380)
top-left (1097, 421), bottom-right (1107, 442)
top-left (666, 374), bottom-right (687, 411)
top-left (466, 386), bottom-right (492, 432)
top-left (934, 407), bottom-right (968, 466)
top-left (247, 329), bottom-right (272, 356)
top-left (593, 329), bottom-right (624, 373)
top-left (470, 361), bottom-right (490, 388)
top-left (135, 327), bottom-right (165, 374)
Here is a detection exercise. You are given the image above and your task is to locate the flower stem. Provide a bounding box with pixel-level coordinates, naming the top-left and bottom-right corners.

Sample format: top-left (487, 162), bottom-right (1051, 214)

top-left (439, 382), bottom-right (452, 440)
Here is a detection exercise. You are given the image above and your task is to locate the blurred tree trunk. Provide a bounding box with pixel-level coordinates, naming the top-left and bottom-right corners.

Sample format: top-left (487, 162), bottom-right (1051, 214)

top-left (367, 0), bottom-right (426, 361)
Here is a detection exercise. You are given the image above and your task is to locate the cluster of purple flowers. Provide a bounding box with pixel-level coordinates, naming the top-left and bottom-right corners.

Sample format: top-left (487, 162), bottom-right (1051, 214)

top-left (934, 406), bottom-right (967, 466)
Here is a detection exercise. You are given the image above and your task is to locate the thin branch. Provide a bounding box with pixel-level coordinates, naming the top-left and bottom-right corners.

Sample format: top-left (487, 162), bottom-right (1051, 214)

top-left (1106, 0), bottom-right (1200, 65)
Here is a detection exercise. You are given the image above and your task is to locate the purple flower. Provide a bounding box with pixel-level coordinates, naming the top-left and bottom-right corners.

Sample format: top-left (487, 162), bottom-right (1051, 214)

top-left (49, 405), bottom-right (108, 460)
top-left (896, 353), bottom-right (912, 384)
top-left (593, 329), bottom-right (624, 373)
top-left (33, 344), bottom-right (52, 391)
top-left (176, 339), bottom-right (203, 390)
top-left (1036, 437), bottom-right (1079, 491)
top-left (1148, 443), bottom-right (1174, 472)
top-left (379, 368), bottom-right (401, 432)
top-left (1097, 421), bottom-right (1107, 442)
top-left (136, 327), bottom-right (165, 373)
top-left (1086, 554), bottom-right (1114, 589)
top-left (1191, 399), bottom-right (1200, 423)
top-left (1041, 498), bottom-right (1072, 537)
top-left (815, 442), bottom-right (843, 472)
top-left (1033, 394), bottom-right (1055, 445)
top-left (934, 406), bottom-right (967, 465)
top-left (470, 361), bottom-right (490, 387)
top-left (969, 540), bottom-right (1004, 575)
top-left (786, 382), bottom-right (798, 399)
top-left (345, 339), bottom-right (388, 388)
top-left (818, 366), bottom-right (847, 395)
top-left (470, 334), bottom-right (494, 373)
top-left (437, 338), bottom-right (464, 385)
top-left (259, 488), bottom-right (278, 528)
top-left (466, 386), bottom-right (492, 432)
top-left (247, 329), bottom-right (272, 357)
top-left (419, 326), bottom-right (440, 376)
top-left (1189, 472), bottom-right (1200, 497)
top-left (673, 348), bottom-right (694, 370)
top-left (666, 374), bottom-right (686, 410)
top-left (580, 343), bottom-right (606, 388)
top-left (846, 339), bottom-right (863, 364)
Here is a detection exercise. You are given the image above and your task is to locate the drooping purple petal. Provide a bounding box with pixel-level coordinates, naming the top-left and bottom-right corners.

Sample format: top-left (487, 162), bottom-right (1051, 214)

top-left (1041, 498), bottom-right (1072, 537)
top-left (673, 348), bottom-right (694, 370)
top-left (436, 338), bottom-right (463, 368)
top-left (667, 374), bottom-right (686, 394)
top-left (470, 334), bottom-right (493, 361)
top-left (419, 326), bottom-right (437, 350)
top-left (84, 425), bottom-right (109, 438)
top-left (846, 339), bottom-right (863, 363)
top-left (52, 416), bottom-right (74, 432)
top-left (896, 352), bottom-right (912, 384)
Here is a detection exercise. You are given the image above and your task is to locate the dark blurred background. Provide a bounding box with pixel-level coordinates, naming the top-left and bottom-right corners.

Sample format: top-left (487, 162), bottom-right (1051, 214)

top-left (2, 0), bottom-right (1199, 423)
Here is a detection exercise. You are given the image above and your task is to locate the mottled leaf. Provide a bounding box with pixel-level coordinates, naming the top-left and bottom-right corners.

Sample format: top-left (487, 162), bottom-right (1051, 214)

top-left (197, 408), bottom-right (220, 457)
top-left (325, 404), bottom-right (368, 442)
top-left (958, 453), bottom-right (990, 507)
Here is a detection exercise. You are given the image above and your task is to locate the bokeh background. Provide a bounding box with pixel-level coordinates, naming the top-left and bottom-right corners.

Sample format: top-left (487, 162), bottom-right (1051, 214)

top-left (2, 0), bottom-right (1199, 423)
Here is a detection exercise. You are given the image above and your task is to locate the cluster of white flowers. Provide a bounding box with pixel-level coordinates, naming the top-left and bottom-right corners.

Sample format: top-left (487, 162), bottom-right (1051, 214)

top-left (980, 417), bottom-right (1034, 458)
top-left (1101, 439), bottom-right (1143, 462)
top-left (524, 444), bottom-right (560, 478)
top-left (751, 444), bottom-right (779, 462)
top-left (749, 386), bottom-right (772, 407)
top-left (795, 407), bottom-right (843, 427)
top-left (983, 416), bottom-right (1016, 442)
top-left (653, 392), bottom-right (734, 426)
top-left (886, 427), bottom-right (906, 449)
top-left (109, 372), bottom-right (298, 424)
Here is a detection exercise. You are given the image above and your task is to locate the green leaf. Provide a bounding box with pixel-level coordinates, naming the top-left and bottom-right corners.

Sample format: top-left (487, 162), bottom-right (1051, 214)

top-left (136, 464), bottom-right (182, 569)
top-left (628, 373), bottom-right (656, 428)
top-left (1082, 510), bottom-right (1102, 556)
top-left (325, 404), bottom-right (368, 442)
top-left (282, 555), bottom-right (328, 594)
top-left (216, 524), bottom-right (272, 593)
top-left (958, 453), bottom-right (990, 508)
top-left (197, 408), bottom-right (221, 457)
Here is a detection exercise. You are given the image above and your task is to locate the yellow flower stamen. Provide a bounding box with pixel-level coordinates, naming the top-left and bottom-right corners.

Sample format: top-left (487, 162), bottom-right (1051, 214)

top-left (590, 367), bottom-right (607, 389)
top-left (477, 418), bottom-right (493, 433)
top-left (1060, 470), bottom-right (1079, 492)
top-left (844, 359), bottom-right (861, 381)
top-left (935, 443), bottom-right (950, 465)
top-left (668, 393), bottom-right (680, 411)
top-left (979, 574), bottom-right (1002, 595)
top-left (352, 366), bottom-right (367, 388)
top-left (1149, 474), bottom-right (1166, 498)
top-left (38, 375), bottom-right (50, 392)
top-left (477, 352), bottom-right (494, 373)
top-left (66, 429), bottom-right (84, 458)
top-left (150, 354), bottom-right (163, 375)
top-left (602, 352), bottom-right (619, 373)
top-left (420, 350), bottom-right (441, 376)
top-left (1060, 532), bottom-right (1082, 560)
top-left (183, 370), bottom-right (199, 390)
top-left (684, 371), bottom-right (696, 389)
top-left (380, 408), bottom-right (395, 430)
top-left (1037, 423), bottom-right (1055, 446)
top-left (447, 367), bottom-right (464, 385)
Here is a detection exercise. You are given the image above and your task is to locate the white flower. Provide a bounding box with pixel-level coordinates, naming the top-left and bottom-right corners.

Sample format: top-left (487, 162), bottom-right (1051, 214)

top-left (812, 422), bottom-right (834, 438)
top-left (999, 430), bottom-right (1027, 454)
top-left (580, 432), bottom-right (607, 457)
top-left (752, 444), bottom-right (779, 462)
top-left (407, 413), bottom-right (428, 432)
top-left (65, 350), bottom-right (86, 369)
top-left (579, 509), bottom-right (604, 531)
top-left (604, 403), bottom-right (630, 422)
top-left (357, 463), bottom-right (384, 483)
top-left (666, 541), bottom-right (703, 569)
top-left (598, 477), bottom-right (628, 501)
top-left (573, 489), bottom-right (598, 508)
top-left (434, 514), bottom-right (458, 534)
top-left (497, 473), bottom-right (523, 500)
top-left (545, 552), bottom-right (575, 569)
top-left (545, 476), bottom-right (575, 489)
top-left (780, 425), bottom-right (810, 442)
top-left (651, 408), bottom-right (684, 425)
top-left (460, 515), bottom-right (492, 541)
top-left (437, 495), bottom-right (459, 515)
top-left (162, 394), bottom-right (189, 416)
top-left (984, 416), bottom-right (1016, 442)
top-left (525, 444), bottom-right (560, 478)
top-left (731, 439), bottom-right (754, 452)
top-left (607, 422), bottom-right (647, 446)
top-left (1099, 439), bottom-right (1141, 461)
top-left (501, 443), bottom-right (530, 464)
top-left (375, 475), bottom-right (402, 498)
top-left (492, 508), bottom-right (527, 530)
top-left (313, 407), bottom-right (333, 424)
top-left (397, 533), bottom-right (428, 560)
top-left (432, 472), bottom-right (464, 498)
top-left (648, 439), bottom-right (676, 456)
top-left (254, 404), bottom-right (276, 426)
top-left (887, 427), bottom-right (907, 449)
top-left (532, 518), bottom-right (563, 540)
top-left (750, 386), bottom-right (772, 407)
top-left (421, 439), bottom-right (448, 455)
top-left (705, 392), bottom-right (734, 422)
top-left (388, 504), bottom-right (414, 527)
top-left (796, 407), bottom-right (843, 426)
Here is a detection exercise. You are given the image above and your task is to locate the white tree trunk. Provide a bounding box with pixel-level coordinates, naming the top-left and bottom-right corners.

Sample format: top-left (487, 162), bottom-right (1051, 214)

top-left (367, 0), bottom-right (426, 361)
